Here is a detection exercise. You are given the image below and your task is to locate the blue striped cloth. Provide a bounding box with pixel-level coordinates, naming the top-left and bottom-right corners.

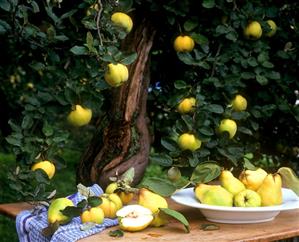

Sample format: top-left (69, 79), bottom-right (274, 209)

top-left (16, 184), bottom-right (118, 242)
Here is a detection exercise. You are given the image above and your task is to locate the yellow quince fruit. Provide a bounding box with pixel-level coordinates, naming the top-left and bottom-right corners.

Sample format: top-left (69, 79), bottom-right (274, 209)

top-left (116, 204), bottom-right (153, 232)
top-left (265, 20), bottom-right (277, 37)
top-left (173, 35), bottom-right (195, 52)
top-left (67, 105), bottom-right (92, 127)
top-left (111, 12), bottom-right (133, 33)
top-left (177, 133), bottom-right (201, 151)
top-left (81, 207), bottom-right (104, 224)
top-left (31, 160), bottom-right (55, 179)
top-left (48, 197), bottom-right (74, 224)
top-left (177, 97), bottom-right (196, 114)
top-left (104, 63), bottom-right (129, 87)
top-left (218, 119), bottom-right (237, 139)
top-left (231, 94), bottom-right (247, 112)
top-left (244, 21), bottom-right (262, 40)
top-left (138, 188), bottom-right (168, 227)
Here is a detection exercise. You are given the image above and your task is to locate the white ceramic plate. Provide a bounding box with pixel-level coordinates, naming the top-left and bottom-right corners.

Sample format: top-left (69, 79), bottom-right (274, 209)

top-left (171, 188), bottom-right (299, 224)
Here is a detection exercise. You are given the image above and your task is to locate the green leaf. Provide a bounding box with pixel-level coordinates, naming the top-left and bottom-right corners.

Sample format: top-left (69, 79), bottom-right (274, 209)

top-left (198, 126), bottom-right (214, 136)
top-left (61, 206), bottom-right (82, 218)
top-left (42, 122), bottom-right (54, 137)
top-left (21, 116), bottom-right (34, 130)
top-left (0, 19), bottom-right (11, 34)
top-left (217, 148), bottom-right (237, 165)
top-left (202, 0), bottom-right (215, 8)
top-left (149, 153), bottom-right (173, 166)
top-left (161, 137), bottom-right (177, 152)
top-left (140, 177), bottom-right (177, 197)
top-left (266, 71), bottom-right (280, 80)
top-left (184, 19), bottom-right (198, 32)
top-left (120, 167), bottom-right (135, 184)
top-left (206, 104), bottom-right (224, 114)
top-left (120, 52), bottom-right (137, 65)
top-left (60, 9), bottom-right (77, 20)
top-left (238, 126), bottom-right (253, 135)
top-left (160, 208), bottom-right (190, 233)
top-left (190, 161), bottom-right (221, 184)
top-left (70, 46), bottom-right (88, 55)
top-left (31, 1), bottom-right (40, 13)
top-left (86, 31), bottom-right (94, 50)
top-left (88, 196), bottom-right (102, 207)
top-left (262, 61), bottom-right (274, 68)
top-left (0, 0), bottom-right (10, 11)
top-left (76, 200), bottom-right (88, 209)
top-left (174, 80), bottom-right (188, 89)
top-left (6, 134), bottom-right (22, 147)
top-left (243, 159), bottom-right (256, 170)
top-left (200, 223), bottom-right (219, 231)
top-left (192, 33), bottom-right (209, 45)
top-left (188, 153), bottom-right (199, 167)
top-left (248, 57), bottom-right (258, 67)
top-left (109, 229), bottom-right (124, 237)
top-left (225, 31), bottom-right (238, 42)
top-left (241, 72), bottom-right (255, 80)
top-left (215, 25), bottom-right (229, 35)
top-left (256, 75), bottom-right (268, 85)
top-left (42, 221), bottom-right (60, 237)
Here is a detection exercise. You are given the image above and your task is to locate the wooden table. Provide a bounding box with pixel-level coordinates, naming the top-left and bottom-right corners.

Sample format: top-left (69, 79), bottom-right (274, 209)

top-left (1, 199), bottom-right (299, 242)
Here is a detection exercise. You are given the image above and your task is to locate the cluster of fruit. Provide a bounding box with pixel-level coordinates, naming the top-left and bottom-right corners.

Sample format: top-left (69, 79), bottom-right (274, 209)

top-left (195, 167), bottom-right (299, 207)
top-left (63, 10), bottom-right (134, 128)
top-left (244, 20), bottom-right (277, 40)
top-left (176, 94), bottom-right (247, 152)
top-left (46, 182), bottom-right (169, 233)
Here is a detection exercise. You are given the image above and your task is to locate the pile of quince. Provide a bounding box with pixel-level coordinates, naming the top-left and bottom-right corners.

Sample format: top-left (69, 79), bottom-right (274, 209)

top-left (194, 166), bottom-right (299, 207)
top-left (45, 184), bottom-right (171, 234)
top-left (44, 168), bottom-right (188, 236)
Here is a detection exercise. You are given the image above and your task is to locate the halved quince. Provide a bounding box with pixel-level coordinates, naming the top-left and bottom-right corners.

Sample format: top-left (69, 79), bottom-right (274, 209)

top-left (116, 204), bottom-right (153, 232)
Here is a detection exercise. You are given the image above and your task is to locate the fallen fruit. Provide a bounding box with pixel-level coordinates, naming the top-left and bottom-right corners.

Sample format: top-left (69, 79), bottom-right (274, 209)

top-left (81, 207), bottom-right (104, 224)
top-left (98, 193), bottom-right (123, 218)
top-left (138, 188), bottom-right (168, 227)
top-left (116, 204), bottom-right (153, 232)
top-left (48, 197), bottom-right (74, 224)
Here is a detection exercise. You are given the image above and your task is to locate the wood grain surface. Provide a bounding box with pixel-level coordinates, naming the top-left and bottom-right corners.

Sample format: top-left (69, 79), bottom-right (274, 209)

top-left (1, 199), bottom-right (299, 242)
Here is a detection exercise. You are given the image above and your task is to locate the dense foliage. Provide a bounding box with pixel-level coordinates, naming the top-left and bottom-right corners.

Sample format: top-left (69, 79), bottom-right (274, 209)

top-left (0, 0), bottom-right (298, 200)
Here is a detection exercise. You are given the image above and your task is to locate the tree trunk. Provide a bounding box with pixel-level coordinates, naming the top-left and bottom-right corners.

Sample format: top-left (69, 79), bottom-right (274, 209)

top-left (77, 19), bottom-right (156, 189)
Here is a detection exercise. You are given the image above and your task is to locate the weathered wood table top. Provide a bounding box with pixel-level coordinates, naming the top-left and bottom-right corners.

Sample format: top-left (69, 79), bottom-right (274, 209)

top-left (1, 199), bottom-right (299, 242)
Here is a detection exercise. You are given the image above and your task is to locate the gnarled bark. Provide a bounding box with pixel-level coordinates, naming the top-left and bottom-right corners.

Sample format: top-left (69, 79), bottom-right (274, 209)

top-left (77, 19), bottom-right (155, 189)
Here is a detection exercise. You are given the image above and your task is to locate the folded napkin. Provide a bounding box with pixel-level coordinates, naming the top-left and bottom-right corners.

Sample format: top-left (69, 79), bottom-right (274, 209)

top-left (16, 184), bottom-right (118, 242)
